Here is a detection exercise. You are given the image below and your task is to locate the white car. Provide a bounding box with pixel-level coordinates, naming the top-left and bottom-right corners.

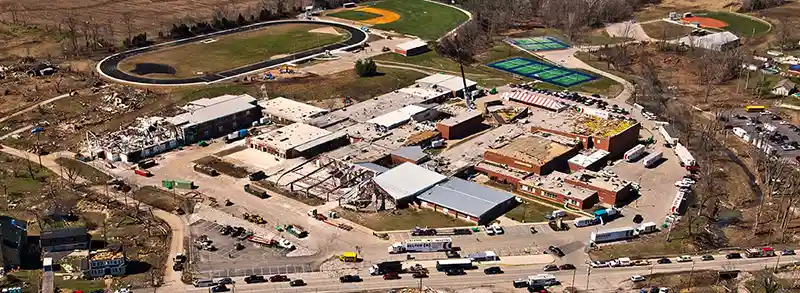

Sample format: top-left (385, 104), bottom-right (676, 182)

top-left (675, 181), bottom-right (693, 188)
top-left (484, 226), bottom-right (495, 236)
top-left (492, 224), bottom-right (505, 235)
top-left (278, 238), bottom-right (295, 250)
top-left (677, 255), bottom-right (692, 262)
top-left (680, 178), bottom-right (696, 184)
top-left (630, 275), bottom-right (646, 282)
top-left (590, 261), bottom-right (610, 268)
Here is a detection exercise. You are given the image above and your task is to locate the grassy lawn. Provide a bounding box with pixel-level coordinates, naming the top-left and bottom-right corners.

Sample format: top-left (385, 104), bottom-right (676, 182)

top-left (53, 157), bottom-right (112, 184)
top-left (373, 49), bottom-right (516, 87)
top-left (328, 10), bottom-right (383, 21)
top-left (641, 21), bottom-right (695, 40)
top-left (55, 277), bottom-right (106, 291)
top-left (698, 11), bottom-right (771, 37)
top-left (334, 207), bottom-right (475, 231)
top-left (118, 23), bottom-right (348, 78)
top-left (261, 67), bottom-right (427, 103)
top-left (577, 29), bottom-right (630, 46)
top-left (365, 0), bottom-right (469, 40)
top-left (589, 223), bottom-right (698, 260)
top-left (504, 199), bottom-right (557, 223)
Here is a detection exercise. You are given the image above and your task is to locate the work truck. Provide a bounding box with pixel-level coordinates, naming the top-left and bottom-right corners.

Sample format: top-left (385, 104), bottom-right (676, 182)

top-left (388, 237), bottom-right (452, 254)
top-left (370, 261), bottom-right (403, 275)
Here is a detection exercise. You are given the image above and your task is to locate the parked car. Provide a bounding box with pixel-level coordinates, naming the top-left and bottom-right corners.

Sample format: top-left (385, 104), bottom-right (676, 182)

top-left (269, 275), bottom-right (290, 282)
top-left (559, 264), bottom-right (576, 270)
top-left (339, 275), bottom-right (362, 283)
top-left (657, 258), bottom-right (672, 264)
top-left (484, 266), bottom-right (503, 275)
top-left (547, 246), bottom-right (565, 257)
top-left (543, 264), bottom-right (559, 272)
top-left (216, 278), bottom-right (233, 285)
top-left (631, 275), bottom-right (646, 282)
top-left (701, 255), bottom-right (714, 261)
top-left (244, 275), bottom-right (265, 284)
top-left (677, 255), bottom-right (692, 262)
top-left (446, 250), bottom-right (460, 258)
top-left (289, 279), bottom-right (305, 287)
top-left (211, 284), bottom-right (229, 292)
top-left (383, 272), bottom-right (401, 280)
top-left (726, 252), bottom-right (742, 259)
top-left (590, 260), bottom-right (610, 268)
top-left (781, 249), bottom-right (796, 256)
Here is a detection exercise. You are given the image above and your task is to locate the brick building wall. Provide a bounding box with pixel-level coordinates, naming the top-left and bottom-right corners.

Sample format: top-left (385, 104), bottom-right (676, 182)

top-left (517, 183), bottom-right (598, 209)
top-left (483, 147), bottom-right (578, 175)
top-left (564, 178), bottom-right (634, 205)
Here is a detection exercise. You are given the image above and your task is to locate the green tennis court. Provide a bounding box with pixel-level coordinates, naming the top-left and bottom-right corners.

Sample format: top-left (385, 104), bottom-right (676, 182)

top-left (491, 58), bottom-right (531, 69)
top-left (515, 63), bottom-right (551, 75)
top-left (552, 74), bottom-right (593, 86)
top-left (510, 36), bottom-right (570, 52)
top-left (487, 57), bottom-right (597, 87)
top-left (534, 68), bottom-right (572, 80)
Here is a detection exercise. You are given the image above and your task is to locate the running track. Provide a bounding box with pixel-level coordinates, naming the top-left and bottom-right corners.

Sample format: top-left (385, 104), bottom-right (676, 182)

top-left (96, 19), bottom-right (368, 86)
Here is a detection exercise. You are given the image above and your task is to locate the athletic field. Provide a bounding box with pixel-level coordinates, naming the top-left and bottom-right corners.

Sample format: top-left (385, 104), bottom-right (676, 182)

top-left (509, 36), bottom-right (569, 52)
top-left (488, 57), bottom-right (596, 87)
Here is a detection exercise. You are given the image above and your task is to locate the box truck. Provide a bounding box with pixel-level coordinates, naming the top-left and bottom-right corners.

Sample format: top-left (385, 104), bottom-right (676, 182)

top-left (642, 151), bottom-right (663, 168)
top-left (573, 217), bottom-right (597, 227)
top-left (636, 222), bottom-right (658, 234)
top-left (370, 261), bottom-right (403, 275)
top-left (624, 145), bottom-right (646, 162)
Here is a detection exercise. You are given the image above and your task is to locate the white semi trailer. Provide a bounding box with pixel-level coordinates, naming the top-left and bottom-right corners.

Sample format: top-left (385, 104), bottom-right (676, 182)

top-left (388, 237), bottom-right (453, 254)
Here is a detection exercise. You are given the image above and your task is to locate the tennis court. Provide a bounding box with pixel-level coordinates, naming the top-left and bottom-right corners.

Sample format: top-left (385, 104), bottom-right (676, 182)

top-left (510, 36), bottom-right (570, 51)
top-left (488, 57), bottom-right (596, 87)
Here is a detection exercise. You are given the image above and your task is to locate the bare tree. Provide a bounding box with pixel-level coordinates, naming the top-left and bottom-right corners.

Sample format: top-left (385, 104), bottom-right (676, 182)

top-left (64, 16), bottom-right (79, 53)
top-left (748, 143), bottom-right (792, 236)
top-left (122, 12), bottom-right (134, 42)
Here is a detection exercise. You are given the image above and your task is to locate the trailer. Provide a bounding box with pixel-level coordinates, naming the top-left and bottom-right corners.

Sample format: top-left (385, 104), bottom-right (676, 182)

top-left (573, 217), bottom-right (598, 227)
top-left (590, 227), bottom-right (638, 246)
top-left (674, 143), bottom-right (696, 167)
top-left (658, 126), bottom-right (678, 146)
top-left (174, 179), bottom-right (195, 189)
top-left (388, 238), bottom-right (452, 254)
top-left (671, 190), bottom-right (688, 215)
top-left (370, 261), bottom-right (403, 275)
top-left (624, 144), bottom-right (646, 162)
top-left (134, 169), bottom-right (151, 177)
top-left (225, 129), bottom-right (249, 143)
top-left (636, 222), bottom-right (658, 234)
top-left (642, 151), bottom-right (663, 168)
top-left (244, 184), bottom-right (269, 198)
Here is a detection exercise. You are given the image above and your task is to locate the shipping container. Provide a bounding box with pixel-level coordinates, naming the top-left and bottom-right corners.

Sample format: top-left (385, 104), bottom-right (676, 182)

top-left (134, 169), bottom-right (151, 177)
top-left (174, 179), bottom-right (194, 189)
top-left (642, 151), bottom-right (663, 168)
top-left (162, 180), bottom-right (174, 189)
top-left (624, 145), bottom-right (646, 162)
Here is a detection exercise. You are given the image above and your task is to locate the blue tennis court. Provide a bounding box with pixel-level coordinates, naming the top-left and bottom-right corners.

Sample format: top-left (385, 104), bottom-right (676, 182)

top-left (510, 36), bottom-right (570, 51)
top-left (488, 57), bottom-right (597, 87)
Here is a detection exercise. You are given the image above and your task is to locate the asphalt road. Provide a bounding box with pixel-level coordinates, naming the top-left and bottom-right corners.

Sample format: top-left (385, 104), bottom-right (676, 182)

top-left (96, 19), bottom-right (368, 86)
top-left (182, 253), bottom-right (800, 293)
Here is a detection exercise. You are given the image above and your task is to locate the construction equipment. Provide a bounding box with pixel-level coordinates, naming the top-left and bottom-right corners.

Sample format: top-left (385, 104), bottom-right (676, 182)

top-left (285, 225), bottom-right (308, 238)
top-left (243, 213), bottom-right (267, 224)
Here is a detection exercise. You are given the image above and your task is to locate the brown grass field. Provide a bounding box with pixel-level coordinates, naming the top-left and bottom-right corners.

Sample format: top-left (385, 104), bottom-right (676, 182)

top-left (117, 23), bottom-right (347, 78)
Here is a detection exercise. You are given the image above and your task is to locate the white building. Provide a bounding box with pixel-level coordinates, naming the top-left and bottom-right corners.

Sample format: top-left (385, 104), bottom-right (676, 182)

top-left (258, 97), bottom-right (329, 123)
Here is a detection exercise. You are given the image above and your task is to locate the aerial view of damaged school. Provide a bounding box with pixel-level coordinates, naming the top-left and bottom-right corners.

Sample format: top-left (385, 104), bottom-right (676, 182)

top-left (6, 0), bottom-right (800, 293)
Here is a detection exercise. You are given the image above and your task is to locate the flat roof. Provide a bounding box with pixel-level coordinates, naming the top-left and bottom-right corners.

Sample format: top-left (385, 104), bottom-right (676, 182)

top-left (293, 131), bottom-right (348, 153)
top-left (355, 162), bottom-right (390, 174)
top-left (167, 94), bottom-right (257, 128)
top-left (259, 97), bottom-right (328, 123)
top-left (391, 146), bottom-right (429, 162)
top-left (486, 136), bottom-right (574, 166)
top-left (324, 141), bottom-right (390, 163)
top-left (366, 104), bottom-right (431, 129)
top-left (568, 149), bottom-right (610, 168)
top-left (41, 227), bottom-right (87, 240)
top-left (438, 111), bottom-right (483, 127)
top-left (252, 123), bottom-right (331, 152)
top-left (416, 73), bottom-right (477, 92)
top-left (396, 39), bottom-right (428, 51)
top-left (475, 162), bottom-right (531, 180)
top-left (520, 172), bottom-right (597, 201)
top-left (566, 169), bottom-right (631, 193)
top-left (522, 106), bottom-right (638, 139)
top-left (418, 177), bottom-right (515, 218)
top-left (373, 162), bottom-right (446, 201)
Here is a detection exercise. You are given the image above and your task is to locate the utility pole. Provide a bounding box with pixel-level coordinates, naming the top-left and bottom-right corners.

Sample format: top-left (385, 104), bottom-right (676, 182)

top-left (571, 267), bottom-right (577, 288)
top-left (585, 267), bottom-right (591, 291)
top-left (453, 33), bottom-right (472, 110)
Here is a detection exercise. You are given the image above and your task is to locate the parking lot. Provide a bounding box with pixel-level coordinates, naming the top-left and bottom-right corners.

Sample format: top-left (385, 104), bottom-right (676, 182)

top-left (190, 219), bottom-right (317, 278)
top-left (727, 110), bottom-right (800, 160)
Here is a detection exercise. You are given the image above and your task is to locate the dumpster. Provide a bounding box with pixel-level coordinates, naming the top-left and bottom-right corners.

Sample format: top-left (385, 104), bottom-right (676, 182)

top-left (174, 179), bottom-right (195, 189)
top-left (162, 180), bottom-right (175, 189)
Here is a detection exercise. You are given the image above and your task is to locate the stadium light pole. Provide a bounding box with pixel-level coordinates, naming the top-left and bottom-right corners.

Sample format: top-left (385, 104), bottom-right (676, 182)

top-left (452, 33), bottom-right (471, 109)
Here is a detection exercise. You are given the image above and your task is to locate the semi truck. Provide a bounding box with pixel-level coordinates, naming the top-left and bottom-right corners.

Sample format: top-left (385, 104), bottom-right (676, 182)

top-left (370, 261), bottom-right (403, 275)
top-left (624, 144), bottom-right (646, 162)
top-left (388, 237), bottom-right (452, 254)
top-left (244, 184), bottom-right (269, 198)
top-left (225, 129), bottom-right (249, 143)
top-left (642, 151), bottom-right (663, 168)
top-left (746, 247), bottom-right (776, 258)
top-left (671, 190), bottom-right (688, 215)
top-left (675, 143), bottom-right (696, 167)
top-left (590, 227), bottom-right (638, 246)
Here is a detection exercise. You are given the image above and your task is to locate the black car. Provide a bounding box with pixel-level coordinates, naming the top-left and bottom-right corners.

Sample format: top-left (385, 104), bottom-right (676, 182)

top-left (559, 264), bottom-right (576, 270)
top-left (446, 250), bottom-right (460, 258)
top-left (513, 279), bottom-right (530, 288)
top-left (547, 246), bottom-right (565, 257)
top-left (657, 257), bottom-right (672, 264)
top-left (412, 272), bottom-right (428, 278)
top-left (217, 278), bottom-right (233, 285)
top-left (211, 284), bottom-right (229, 292)
top-left (484, 266), bottom-right (503, 275)
top-left (269, 274), bottom-right (290, 282)
top-left (219, 225), bottom-right (232, 235)
top-left (244, 275), bottom-right (266, 284)
top-left (530, 227), bottom-right (537, 234)
top-left (445, 268), bottom-right (466, 276)
top-left (726, 253), bottom-right (742, 259)
top-left (339, 275), bottom-right (362, 283)
top-left (543, 264), bottom-right (559, 272)
top-left (289, 279), bottom-right (305, 287)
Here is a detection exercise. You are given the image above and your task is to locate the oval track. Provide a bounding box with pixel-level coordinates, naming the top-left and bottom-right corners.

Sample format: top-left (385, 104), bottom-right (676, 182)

top-left (97, 19), bottom-right (368, 86)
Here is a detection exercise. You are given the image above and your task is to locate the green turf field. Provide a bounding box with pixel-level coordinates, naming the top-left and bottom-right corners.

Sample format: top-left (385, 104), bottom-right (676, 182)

top-left (327, 10), bottom-right (383, 21)
top-left (698, 11), bottom-right (771, 37)
top-left (368, 0), bottom-right (469, 40)
top-left (118, 23), bottom-right (348, 78)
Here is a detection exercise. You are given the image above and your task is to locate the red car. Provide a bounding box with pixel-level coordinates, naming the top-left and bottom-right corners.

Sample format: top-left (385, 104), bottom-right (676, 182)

top-left (383, 272), bottom-right (401, 280)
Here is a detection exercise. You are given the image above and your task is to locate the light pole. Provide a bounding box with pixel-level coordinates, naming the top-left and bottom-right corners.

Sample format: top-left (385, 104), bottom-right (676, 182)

top-left (585, 267), bottom-right (591, 292)
top-left (452, 33), bottom-right (471, 109)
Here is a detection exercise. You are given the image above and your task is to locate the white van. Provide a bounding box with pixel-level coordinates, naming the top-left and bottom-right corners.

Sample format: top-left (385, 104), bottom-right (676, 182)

top-left (573, 217), bottom-right (596, 227)
top-left (528, 274), bottom-right (559, 286)
top-left (193, 278), bottom-right (215, 287)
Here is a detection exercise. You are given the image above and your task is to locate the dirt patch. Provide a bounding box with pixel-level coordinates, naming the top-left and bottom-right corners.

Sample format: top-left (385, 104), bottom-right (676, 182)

top-left (356, 7), bottom-right (401, 25)
top-left (309, 26), bottom-right (342, 35)
top-left (132, 186), bottom-right (183, 212)
top-left (334, 207), bottom-right (475, 231)
top-left (193, 156), bottom-right (249, 178)
top-left (682, 16), bottom-right (729, 29)
top-left (54, 157), bottom-right (112, 184)
top-left (254, 181), bottom-right (325, 206)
